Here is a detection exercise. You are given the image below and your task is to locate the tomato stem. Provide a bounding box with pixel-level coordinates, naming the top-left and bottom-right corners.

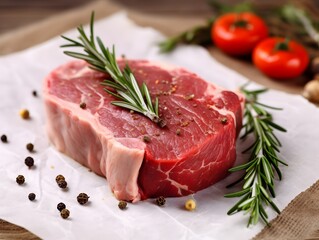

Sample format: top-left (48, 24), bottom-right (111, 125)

top-left (233, 19), bottom-right (248, 28)
top-left (275, 38), bottom-right (290, 51)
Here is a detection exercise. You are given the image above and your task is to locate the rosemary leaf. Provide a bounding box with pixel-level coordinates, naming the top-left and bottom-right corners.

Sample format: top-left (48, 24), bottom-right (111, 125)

top-left (228, 160), bottom-right (255, 172)
top-left (61, 12), bottom-right (164, 127)
top-left (225, 84), bottom-right (287, 226)
top-left (154, 97), bottom-right (159, 116)
top-left (224, 188), bottom-right (250, 198)
top-left (103, 88), bottom-right (126, 101)
top-left (142, 83), bottom-right (155, 112)
top-left (111, 101), bottom-right (143, 113)
top-left (101, 80), bottom-right (126, 91)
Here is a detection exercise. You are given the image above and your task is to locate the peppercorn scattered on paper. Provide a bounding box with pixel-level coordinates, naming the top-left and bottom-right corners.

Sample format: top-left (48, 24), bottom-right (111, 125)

top-left (0, 12), bottom-right (319, 240)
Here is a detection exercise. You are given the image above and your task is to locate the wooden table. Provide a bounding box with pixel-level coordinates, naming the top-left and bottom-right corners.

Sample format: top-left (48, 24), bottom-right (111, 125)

top-left (0, 0), bottom-right (211, 35)
top-left (0, 0), bottom-right (318, 239)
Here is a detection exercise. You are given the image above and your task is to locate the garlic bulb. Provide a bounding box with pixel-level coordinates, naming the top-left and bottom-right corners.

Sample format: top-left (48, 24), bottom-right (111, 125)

top-left (303, 79), bottom-right (319, 103)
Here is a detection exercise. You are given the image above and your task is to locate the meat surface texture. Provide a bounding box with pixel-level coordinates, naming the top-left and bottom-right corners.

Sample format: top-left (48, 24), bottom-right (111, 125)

top-left (43, 60), bottom-right (243, 202)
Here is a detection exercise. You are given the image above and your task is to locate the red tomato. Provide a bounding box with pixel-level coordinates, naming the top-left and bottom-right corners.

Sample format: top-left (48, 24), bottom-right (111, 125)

top-left (212, 12), bottom-right (268, 56)
top-left (253, 37), bottom-right (309, 79)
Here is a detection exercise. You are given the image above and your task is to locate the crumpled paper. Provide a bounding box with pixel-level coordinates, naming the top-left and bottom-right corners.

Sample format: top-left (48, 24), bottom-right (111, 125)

top-left (0, 12), bottom-right (319, 240)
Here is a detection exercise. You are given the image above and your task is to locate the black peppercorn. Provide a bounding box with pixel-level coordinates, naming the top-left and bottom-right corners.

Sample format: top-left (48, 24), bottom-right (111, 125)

top-left (221, 118), bottom-right (228, 125)
top-left (1, 135), bottom-right (7, 143)
top-left (28, 193), bottom-right (36, 201)
top-left (77, 193), bottom-right (89, 205)
top-left (79, 102), bottom-right (86, 109)
top-left (58, 180), bottom-right (67, 189)
top-left (16, 175), bottom-right (25, 185)
top-left (60, 208), bottom-right (70, 219)
top-left (57, 202), bottom-right (66, 212)
top-left (55, 175), bottom-right (65, 183)
top-left (25, 156), bottom-right (34, 168)
top-left (176, 129), bottom-right (181, 136)
top-left (156, 196), bottom-right (166, 206)
top-left (143, 135), bottom-right (151, 143)
top-left (26, 143), bottom-right (34, 152)
top-left (32, 90), bottom-right (37, 97)
top-left (118, 201), bottom-right (127, 210)
top-left (157, 119), bottom-right (167, 128)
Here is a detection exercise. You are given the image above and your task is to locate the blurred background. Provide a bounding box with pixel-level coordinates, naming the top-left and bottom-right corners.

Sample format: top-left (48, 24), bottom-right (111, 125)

top-left (1, 0), bottom-right (317, 35)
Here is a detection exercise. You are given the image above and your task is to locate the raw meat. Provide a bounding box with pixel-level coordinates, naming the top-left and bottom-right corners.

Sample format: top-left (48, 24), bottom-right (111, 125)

top-left (43, 60), bottom-right (243, 202)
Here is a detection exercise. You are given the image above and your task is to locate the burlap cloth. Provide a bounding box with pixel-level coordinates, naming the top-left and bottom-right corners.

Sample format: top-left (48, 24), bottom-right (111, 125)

top-left (0, 1), bottom-right (318, 239)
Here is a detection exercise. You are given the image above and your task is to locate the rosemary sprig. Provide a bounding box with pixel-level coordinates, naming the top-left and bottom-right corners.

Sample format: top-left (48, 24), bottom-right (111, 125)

top-left (225, 84), bottom-right (287, 226)
top-left (159, 19), bottom-right (214, 53)
top-left (281, 5), bottom-right (319, 48)
top-left (60, 13), bottom-right (165, 127)
top-left (158, 1), bottom-right (252, 53)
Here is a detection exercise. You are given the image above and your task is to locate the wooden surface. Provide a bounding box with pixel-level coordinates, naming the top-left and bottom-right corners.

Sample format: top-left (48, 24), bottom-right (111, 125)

top-left (0, 219), bottom-right (38, 240)
top-left (0, 0), bottom-right (211, 35)
top-left (0, 0), bottom-right (318, 239)
top-left (2, 0), bottom-right (313, 35)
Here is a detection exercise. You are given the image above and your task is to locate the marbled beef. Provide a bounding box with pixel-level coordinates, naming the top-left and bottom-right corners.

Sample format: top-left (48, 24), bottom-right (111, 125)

top-left (43, 60), bottom-right (243, 202)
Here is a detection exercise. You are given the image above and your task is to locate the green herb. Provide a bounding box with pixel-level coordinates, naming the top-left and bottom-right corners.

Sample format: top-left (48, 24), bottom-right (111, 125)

top-left (208, 0), bottom-right (253, 14)
top-left (159, 20), bottom-right (213, 53)
top-left (225, 84), bottom-right (287, 226)
top-left (280, 5), bottom-right (319, 48)
top-left (61, 13), bottom-right (165, 127)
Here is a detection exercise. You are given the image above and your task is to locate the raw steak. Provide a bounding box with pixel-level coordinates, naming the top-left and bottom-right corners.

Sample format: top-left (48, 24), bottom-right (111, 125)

top-left (43, 60), bottom-right (243, 202)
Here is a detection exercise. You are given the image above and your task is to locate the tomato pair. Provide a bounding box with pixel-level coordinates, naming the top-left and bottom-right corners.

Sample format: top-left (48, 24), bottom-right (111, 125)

top-left (211, 12), bottom-right (309, 79)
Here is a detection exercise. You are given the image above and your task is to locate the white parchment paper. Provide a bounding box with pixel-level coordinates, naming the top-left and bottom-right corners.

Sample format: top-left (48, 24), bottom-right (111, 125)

top-left (0, 12), bottom-right (319, 240)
